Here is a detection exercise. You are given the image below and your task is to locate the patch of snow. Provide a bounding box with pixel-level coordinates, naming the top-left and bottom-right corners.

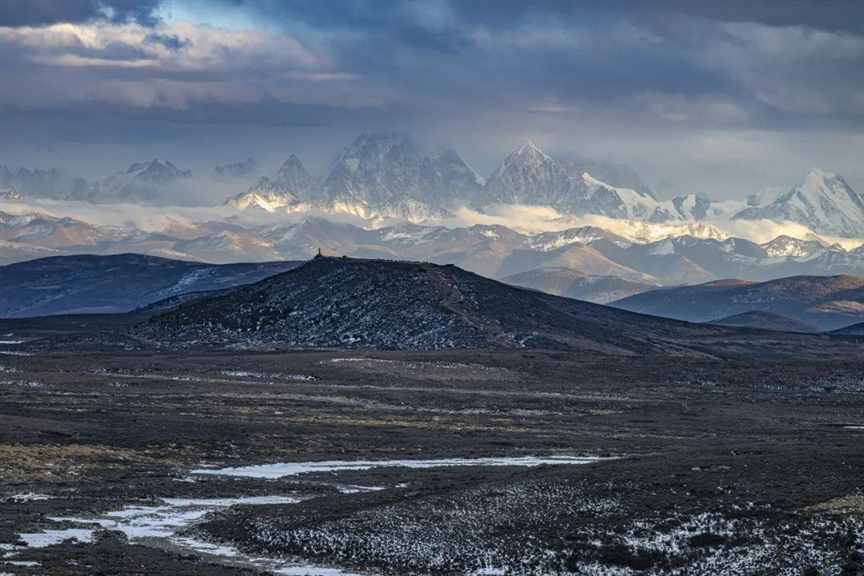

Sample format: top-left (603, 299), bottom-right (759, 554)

top-left (16, 528), bottom-right (94, 548)
top-left (192, 455), bottom-right (605, 479)
top-left (335, 484), bottom-right (388, 494)
top-left (49, 496), bottom-right (302, 541)
top-left (3, 493), bottom-right (52, 503)
top-left (33, 494), bottom-right (369, 576)
top-left (275, 566), bottom-right (366, 576)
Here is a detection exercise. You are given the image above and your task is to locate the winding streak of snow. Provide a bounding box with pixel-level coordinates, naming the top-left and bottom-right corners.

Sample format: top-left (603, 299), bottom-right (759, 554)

top-left (192, 455), bottom-right (604, 479)
top-left (23, 495), bottom-right (369, 576)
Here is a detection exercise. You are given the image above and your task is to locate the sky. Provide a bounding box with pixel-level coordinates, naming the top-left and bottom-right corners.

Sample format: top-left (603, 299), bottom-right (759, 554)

top-left (2, 0), bottom-right (864, 200)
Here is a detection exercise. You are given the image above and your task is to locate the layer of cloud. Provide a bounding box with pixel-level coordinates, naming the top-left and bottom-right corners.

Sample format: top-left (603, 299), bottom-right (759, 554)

top-left (1, 1), bottom-right (864, 202)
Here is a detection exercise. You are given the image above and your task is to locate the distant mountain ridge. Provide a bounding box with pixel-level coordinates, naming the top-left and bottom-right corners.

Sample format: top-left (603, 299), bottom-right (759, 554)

top-left (5, 207), bottom-right (864, 284)
top-left (502, 267), bottom-right (657, 304)
top-left (228, 136), bottom-right (682, 222)
top-left (7, 133), bottom-right (864, 243)
top-left (613, 274), bottom-right (864, 331)
top-left (224, 135), bottom-right (864, 240)
top-left (229, 133), bottom-right (484, 219)
top-left (0, 254), bottom-right (301, 318)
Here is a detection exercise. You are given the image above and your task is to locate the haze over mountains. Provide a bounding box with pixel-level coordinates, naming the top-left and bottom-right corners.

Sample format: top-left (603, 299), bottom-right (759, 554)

top-left (222, 134), bottom-right (864, 239)
top-left (4, 132), bottom-right (864, 306)
top-left (4, 132), bottom-right (864, 238)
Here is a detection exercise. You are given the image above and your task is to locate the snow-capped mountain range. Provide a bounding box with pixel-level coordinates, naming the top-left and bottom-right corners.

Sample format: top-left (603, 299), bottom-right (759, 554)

top-left (4, 131), bottom-right (864, 293)
top-left (223, 134), bottom-right (864, 241)
top-left (229, 133), bottom-right (485, 220)
top-left (5, 133), bottom-right (864, 241)
top-left (734, 169), bottom-right (864, 237)
top-left (228, 136), bottom-right (687, 222)
top-left (1, 159), bottom-right (194, 204)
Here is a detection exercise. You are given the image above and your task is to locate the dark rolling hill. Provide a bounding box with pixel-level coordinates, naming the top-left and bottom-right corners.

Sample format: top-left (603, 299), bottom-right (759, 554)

top-left (705, 311), bottom-right (817, 333)
top-left (0, 254), bottom-right (302, 317)
top-left (612, 275), bottom-right (864, 332)
top-left (833, 321), bottom-right (864, 336)
top-left (127, 255), bottom-right (858, 358)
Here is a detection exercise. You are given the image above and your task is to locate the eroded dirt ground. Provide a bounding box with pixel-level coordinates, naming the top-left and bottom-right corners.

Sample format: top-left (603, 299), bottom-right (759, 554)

top-left (1, 350), bottom-right (863, 574)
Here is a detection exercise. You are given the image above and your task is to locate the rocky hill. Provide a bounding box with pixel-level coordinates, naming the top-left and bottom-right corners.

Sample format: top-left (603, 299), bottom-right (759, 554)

top-left (131, 256), bottom-right (851, 357)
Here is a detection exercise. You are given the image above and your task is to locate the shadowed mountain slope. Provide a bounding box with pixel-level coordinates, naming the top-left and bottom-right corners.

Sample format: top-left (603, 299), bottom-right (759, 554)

top-left (0, 254), bottom-right (301, 317)
top-left (613, 275), bottom-right (864, 331)
top-left (705, 311), bottom-right (817, 333)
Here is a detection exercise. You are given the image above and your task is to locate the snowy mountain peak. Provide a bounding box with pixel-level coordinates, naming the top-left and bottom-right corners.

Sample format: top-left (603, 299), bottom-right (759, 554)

top-left (227, 155), bottom-right (314, 212)
top-left (762, 235), bottom-right (827, 258)
top-left (802, 169), bottom-right (851, 197)
top-left (734, 169), bottom-right (864, 237)
top-left (274, 154), bottom-right (314, 190)
top-left (510, 140), bottom-right (554, 165)
top-left (483, 142), bottom-right (566, 205)
top-left (126, 159), bottom-right (192, 183)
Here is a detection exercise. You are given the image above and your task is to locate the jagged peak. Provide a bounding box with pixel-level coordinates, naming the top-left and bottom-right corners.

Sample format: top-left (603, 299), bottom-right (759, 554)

top-left (799, 168), bottom-right (854, 193)
top-left (513, 140), bottom-right (551, 159)
top-left (805, 168), bottom-right (839, 180)
top-left (125, 158), bottom-right (190, 178)
top-left (276, 154), bottom-right (310, 176)
top-left (493, 141), bottom-right (557, 176)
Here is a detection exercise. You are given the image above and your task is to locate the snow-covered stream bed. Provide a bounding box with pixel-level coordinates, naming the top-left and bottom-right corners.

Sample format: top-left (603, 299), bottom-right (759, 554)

top-left (6, 455), bottom-right (603, 575)
top-left (192, 455), bottom-right (603, 479)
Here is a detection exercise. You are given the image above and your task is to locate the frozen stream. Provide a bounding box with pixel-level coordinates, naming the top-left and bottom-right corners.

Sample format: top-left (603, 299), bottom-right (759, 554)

top-left (192, 455), bottom-right (604, 479)
top-left (8, 455), bottom-right (604, 575)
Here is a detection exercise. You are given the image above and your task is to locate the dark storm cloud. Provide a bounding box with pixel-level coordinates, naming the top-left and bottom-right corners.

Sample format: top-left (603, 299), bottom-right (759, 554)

top-left (0, 0), bottom-right (161, 26)
top-left (2, 0), bottom-right (864, 199)
top-left (210, 0), bottom-right (864, 37)
top-left (198, 0), bottom-right (864, 117)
